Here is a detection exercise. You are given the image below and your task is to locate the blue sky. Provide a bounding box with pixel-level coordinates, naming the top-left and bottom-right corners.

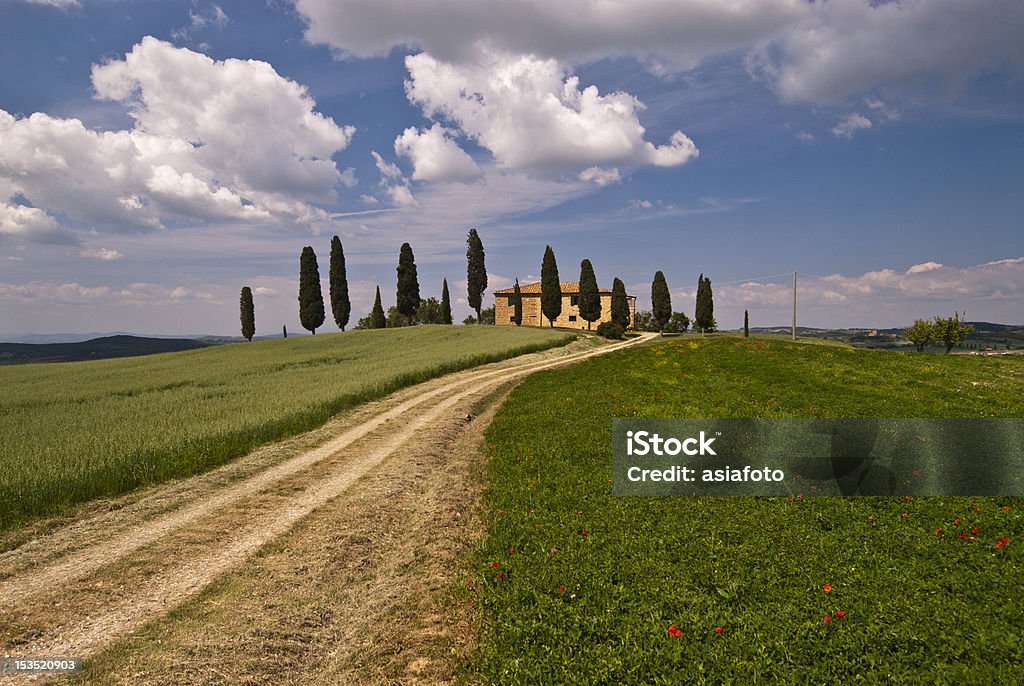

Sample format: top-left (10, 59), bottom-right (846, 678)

top-left (1, 0), bottom-right (1021, 336)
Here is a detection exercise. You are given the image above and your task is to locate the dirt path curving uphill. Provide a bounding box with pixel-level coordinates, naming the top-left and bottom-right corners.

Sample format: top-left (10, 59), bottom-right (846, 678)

top-left (0, 333), bottom-right (654, 684)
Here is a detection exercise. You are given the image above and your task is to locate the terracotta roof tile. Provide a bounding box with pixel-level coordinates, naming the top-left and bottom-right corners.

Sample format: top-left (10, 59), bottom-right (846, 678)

top-left (494, 281), bottom-right (629, 296)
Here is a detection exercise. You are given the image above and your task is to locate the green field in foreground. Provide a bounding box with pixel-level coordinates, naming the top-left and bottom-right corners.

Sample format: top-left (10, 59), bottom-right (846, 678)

top-left (0, 326), bottom-right (573, 532)
top-left (472, 336), bottom-right (1024, 683)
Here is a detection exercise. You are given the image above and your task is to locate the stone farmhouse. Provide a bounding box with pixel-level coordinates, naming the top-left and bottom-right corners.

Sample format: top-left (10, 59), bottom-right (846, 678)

top-left (493, 281), bottom-right (636, 329)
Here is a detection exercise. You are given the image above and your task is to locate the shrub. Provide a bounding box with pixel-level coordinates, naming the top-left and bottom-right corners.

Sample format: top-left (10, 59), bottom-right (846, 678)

top-left (596, 321), bottom-right (625, 339)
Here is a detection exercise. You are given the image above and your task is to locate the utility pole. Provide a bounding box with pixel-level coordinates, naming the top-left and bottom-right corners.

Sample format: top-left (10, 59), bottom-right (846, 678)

top-left (792, 272), bottom-right (797, 341)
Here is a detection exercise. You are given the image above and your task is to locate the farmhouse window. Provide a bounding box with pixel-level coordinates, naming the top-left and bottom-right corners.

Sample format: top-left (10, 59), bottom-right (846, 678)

top-left (509, 316), bottom-right (515, 322)
top-left (570, 295), bottom-right (579, 305)
top-left (507, 296), bottom-right (514, 305)
top-left (569, 315), bottom-right (577, 322)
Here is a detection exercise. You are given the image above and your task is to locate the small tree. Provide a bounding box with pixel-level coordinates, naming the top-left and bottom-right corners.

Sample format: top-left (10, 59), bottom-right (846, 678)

top-left (651, 271), bottom-right (671, 334)
top-left (298, 245), bottom-right (325, 335)
top-left (239, 286), bottom-right (255, 341)
top-left (540, 245), bottom-right (562, 327)
top-left (370, 286), bottom-right (387, 329)
top-left (933, 312), bottom-right (973, 353)
top-left (479, 306), bottom-right (495, 325)
top-left (664, 311), bottom-right (690, 334)
top-left (440, 279), bottom-right (453, 325)
top-left (694, 273), bottom-right (716, 336)
top-left (396, 242), bottom-right (420, 325)
top-left (744, 309), bottom-right (749, 338)
top-left (329, 235), bottom-right (351, 331)
top-left (611, 277), bottom-right (630, 329)
top-left (577, 259), bottom-right (602, 330)
top-left (512, 279), bottom-right (523, 326)
top-left (417, 297), bottom-right (444, 324)
top-left (632, 309), bottom-right (656, 332)
top-left (596, 321), bottom-right (624, 339)
top-left (466, 228), bottom-right (487, 323)
top-left (904, 319), bottom-right (934, 352)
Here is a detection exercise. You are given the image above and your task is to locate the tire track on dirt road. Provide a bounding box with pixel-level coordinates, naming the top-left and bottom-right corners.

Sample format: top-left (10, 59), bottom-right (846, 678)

top-left (0, 333), bottom-right (653, 674)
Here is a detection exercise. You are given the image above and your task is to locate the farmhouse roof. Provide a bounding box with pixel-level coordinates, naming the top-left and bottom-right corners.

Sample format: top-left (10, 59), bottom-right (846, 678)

top-left (493, 281), bottom-right (620, 296)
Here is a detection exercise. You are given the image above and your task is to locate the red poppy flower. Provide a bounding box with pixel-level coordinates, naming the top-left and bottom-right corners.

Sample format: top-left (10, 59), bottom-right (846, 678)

top-left (935, 528), bottom-right (943, 534)
top-left (954, 518), bottom-right (961, 524)
top-left (995, 541), bottom-right (1004, 548)
top-left (668, 625), bottom-right (682, 637)
top-left (905, 496), bottom-right (912, 501)
top-left (835, 611), bottom-right (846, 618)
top-left (559, 585), bottom-right (566, 592)
top-left (823, 584), bottom-right (832, 592)
top-left (509, 547), bottom-right (516, 554)
top-left (497, 572), bottom-right (505, 579)
top-left (491, 562), bottom-right (499, 568)
top-left (824, 615), bottom-right (832, 623)
top-left (714, 627), bottom-right (724, 634)
top-left (972, 527), bottom-right (979, 533)
top-left (580, 530), bottom-right (589, 536)
top-left (901, 513), bottom-right (908, 518)
top-left (957, 533), bottom-right (965, 539)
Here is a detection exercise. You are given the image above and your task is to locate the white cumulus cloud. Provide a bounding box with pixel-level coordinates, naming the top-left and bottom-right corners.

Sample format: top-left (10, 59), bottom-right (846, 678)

top-left (579, 167), bottom-right (621, 187)
top-left (297, 0), bottom-right (1024, 106)
top-left (0, 38), bottom-right (356, 242)
top-left (394, 124), bottom-right (482, 182)
top-left (404, 49), bottom-right (698, 176)
top-left (0, 202), bottom-right (79, 244)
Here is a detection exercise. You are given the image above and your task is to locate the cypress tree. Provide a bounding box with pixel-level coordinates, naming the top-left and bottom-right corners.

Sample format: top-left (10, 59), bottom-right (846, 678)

top-left (440, 278), bottom-right (453, 325)
top-left (540, 245), bottom-right (562, 327)
top-left (577, 259), bottom-right (601, 330)
top-left (396, 242), bottom-right (420, 325)
top-left (239, 286), bottom-right (255, 341)
top-left (370, 286), bottom-right (387, 329)
top-left (694, 273), bottom-right (716, 336)
top-left (513, 279), bottom-right (523, 326)
top-left (283, 325), bottom-right (287, 338)
top-left (329, 235), bottom-right (351, 331)
top-left (744, 309), bottom-right (749, 337)
top-left (466, 228), bottom-right (487, 323)
top-left (611, 277), bottom-right (630, 329)
top-left (651, 271), bottom-right (671, 334)
top-left (298, 245), bottom-right (325, 335)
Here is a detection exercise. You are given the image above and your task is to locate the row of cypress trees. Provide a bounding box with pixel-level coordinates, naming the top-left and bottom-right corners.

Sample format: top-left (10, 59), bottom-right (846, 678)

top-left (532, 245), bottom-right (630, 330)
top-left (240, 230), bottom-right (489, 339)
top-left (650, 271), bottom-right (716, 335)
top-left (239, 231), bottom-right (723, 339)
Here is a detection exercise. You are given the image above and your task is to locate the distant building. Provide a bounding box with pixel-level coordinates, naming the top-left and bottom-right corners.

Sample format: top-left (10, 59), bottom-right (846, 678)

top-left (494, 281), bottom-right (636, 329)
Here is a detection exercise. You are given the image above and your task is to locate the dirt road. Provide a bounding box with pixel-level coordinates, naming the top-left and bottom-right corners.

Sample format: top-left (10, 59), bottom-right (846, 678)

top-left (0, 333), bottom-right (652, 684)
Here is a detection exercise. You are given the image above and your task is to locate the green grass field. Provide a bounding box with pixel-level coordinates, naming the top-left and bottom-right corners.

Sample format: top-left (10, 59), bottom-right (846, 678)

top-left (471, 336), bottom-right (1024, 683)
top-left (0, 326), bottom-right (573, 532)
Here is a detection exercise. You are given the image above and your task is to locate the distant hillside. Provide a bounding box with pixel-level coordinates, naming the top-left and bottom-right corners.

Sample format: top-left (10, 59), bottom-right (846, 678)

top-left (0, 335), bottom-right (213, 365)
top-left (747, 322), bottom-right (1024, 352)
